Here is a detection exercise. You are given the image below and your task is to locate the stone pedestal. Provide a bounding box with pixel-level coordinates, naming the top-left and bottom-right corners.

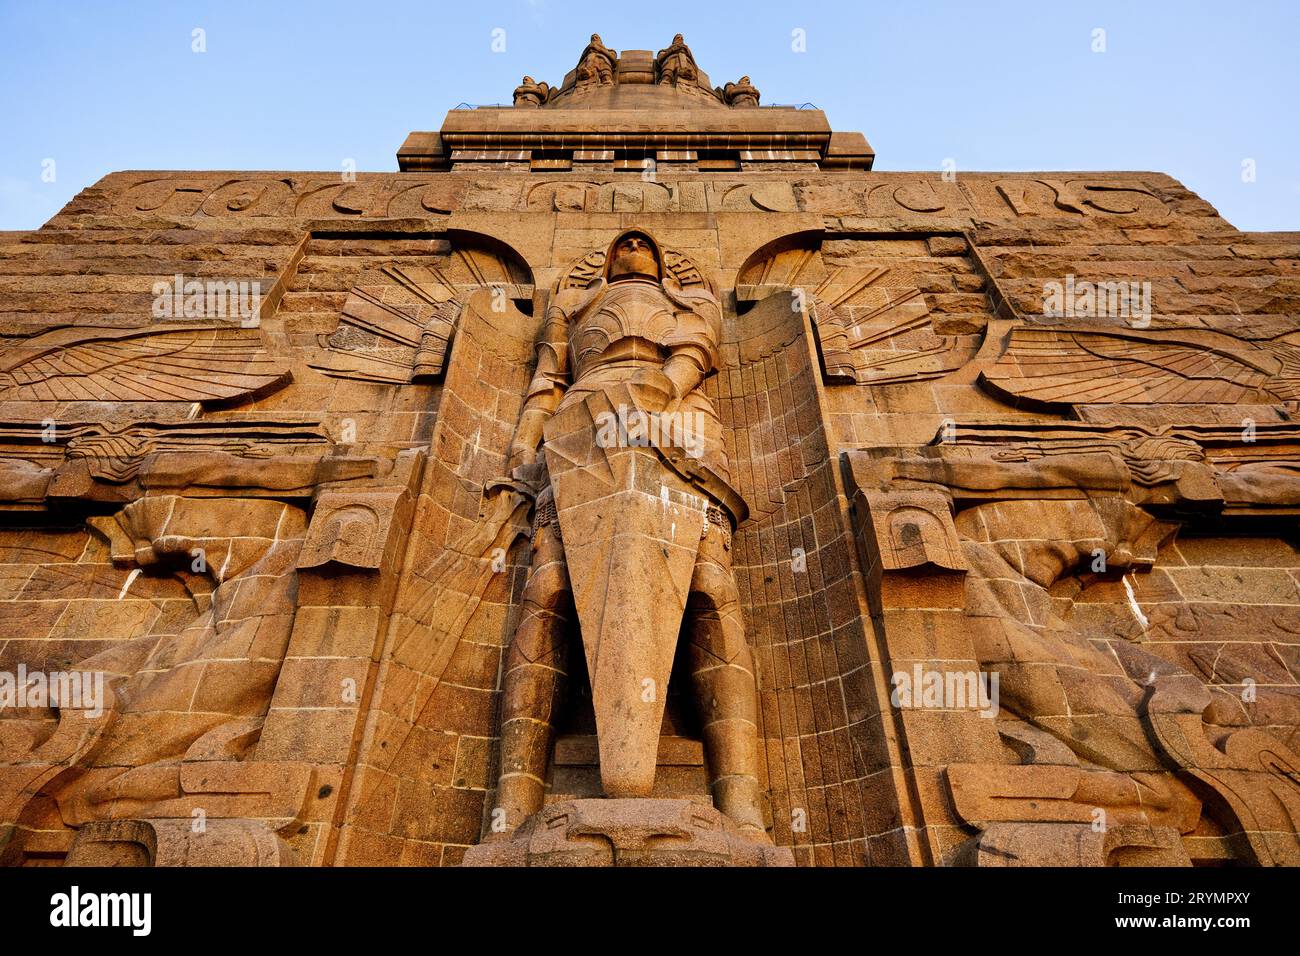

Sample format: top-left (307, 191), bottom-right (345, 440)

top-left (462, 799), bottom-right (794, 867)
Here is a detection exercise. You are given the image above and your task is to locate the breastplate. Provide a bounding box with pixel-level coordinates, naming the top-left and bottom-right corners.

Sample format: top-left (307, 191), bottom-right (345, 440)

top-left (571, 280), bottom-right (679, 378)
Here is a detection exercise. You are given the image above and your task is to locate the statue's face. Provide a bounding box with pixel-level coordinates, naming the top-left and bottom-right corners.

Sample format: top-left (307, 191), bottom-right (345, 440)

top-left (608, 236), bottom-right (660, 281)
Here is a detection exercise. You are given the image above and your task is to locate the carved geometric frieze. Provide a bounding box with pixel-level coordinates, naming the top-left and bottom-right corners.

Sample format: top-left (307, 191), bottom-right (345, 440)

top-left (992, 179), bottom-right (1171, 220)
top-left (112, 174), bottom-right (469, 219)
top-left (524, 179), bottom-right (800, 213)
top-left (90, 170), bottom-right (1187, 223)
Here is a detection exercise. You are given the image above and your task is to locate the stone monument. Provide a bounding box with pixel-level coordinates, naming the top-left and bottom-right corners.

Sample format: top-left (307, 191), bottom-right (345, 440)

top-left (0, 34), bottom-right (1297, 868)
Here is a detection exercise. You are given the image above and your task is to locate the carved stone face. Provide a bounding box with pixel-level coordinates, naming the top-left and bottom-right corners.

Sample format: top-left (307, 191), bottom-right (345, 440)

top-left (607, 234), bottom-right (660, 282)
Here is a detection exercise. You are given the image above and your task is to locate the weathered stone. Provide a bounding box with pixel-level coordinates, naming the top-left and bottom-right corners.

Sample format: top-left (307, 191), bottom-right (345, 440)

top-left (0, 33), bottom-right (1297, 871)
top-left (462, 799), bottom-right (792, 866)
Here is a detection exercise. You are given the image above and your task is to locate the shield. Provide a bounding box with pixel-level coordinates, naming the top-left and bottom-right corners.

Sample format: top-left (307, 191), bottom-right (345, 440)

top-left (544, 383), bottom-right (706, 797)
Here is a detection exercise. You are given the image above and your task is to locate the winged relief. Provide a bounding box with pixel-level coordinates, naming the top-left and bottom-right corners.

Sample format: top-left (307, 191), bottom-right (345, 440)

top-left (808, 266), bottom-right (974, 385)
top-left (982, 326), bottom-right (1300, 408)
top-left (0, 324), bottom-right (288, 404)
top-left (309, 244), bottom-right (533, 385)
top-left (736, 243), bottom-right (984, 385)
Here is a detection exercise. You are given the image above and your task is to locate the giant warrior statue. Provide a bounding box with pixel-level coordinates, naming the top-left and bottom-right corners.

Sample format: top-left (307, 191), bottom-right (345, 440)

top-left (488, 231), bottom-right (768, 840)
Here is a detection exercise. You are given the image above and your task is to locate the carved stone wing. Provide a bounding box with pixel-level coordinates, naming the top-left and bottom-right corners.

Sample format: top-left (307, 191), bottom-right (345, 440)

top-left (0, 324), bottom-right (288, 404)
top-left (310, 249), bottom-right (533, 384)
top-left (982, 327), bottom-right (1295, 407)
top-left (738, 249), bottom-right (982, 385)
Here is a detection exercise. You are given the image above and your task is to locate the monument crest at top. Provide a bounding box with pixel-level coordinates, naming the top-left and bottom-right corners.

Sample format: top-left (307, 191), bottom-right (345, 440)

top-left (513, 33), bottom-right (757, 108)
top-left (399, 33), bottom-right (873, 172)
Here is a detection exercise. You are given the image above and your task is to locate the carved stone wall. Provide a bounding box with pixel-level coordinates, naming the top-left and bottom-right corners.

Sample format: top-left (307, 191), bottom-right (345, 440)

top-left (1, 36), bottom-right (1297, 867)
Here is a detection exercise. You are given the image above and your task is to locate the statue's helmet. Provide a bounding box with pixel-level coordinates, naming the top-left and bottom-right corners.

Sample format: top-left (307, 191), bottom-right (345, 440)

top-left (604, 230), bottom-right (663, 283)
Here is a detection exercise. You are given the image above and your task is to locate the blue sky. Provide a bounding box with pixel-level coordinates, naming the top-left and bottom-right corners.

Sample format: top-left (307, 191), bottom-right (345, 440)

top-left (1, 0), bottom-right (1296, 231)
